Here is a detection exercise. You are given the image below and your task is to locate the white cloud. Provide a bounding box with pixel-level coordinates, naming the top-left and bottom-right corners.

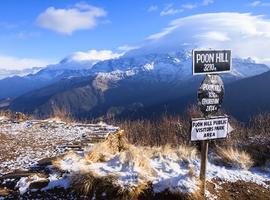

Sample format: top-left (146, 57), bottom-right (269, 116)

top-left (160, 1), bottom-right (212, 16)
top-left (250, 1), bottom-right (270, 7)
top-left (160, 5), bottom-right (183, 16)
top-left (36, 3), bottom-right (106, 34)
top-left (182, 4), bottom-right (197, 9)
top-left (195, 31), bottom-right (231, 41)
top-left (68, 50), bottom-right (122, 62)
top-left (118, 45), bottom-right (140, 52)
top-left (148, 5), bottom-right (158, 12)
top-left (145, 12), bottom-right (270, 65)
top-left (250, 1), bottom-right (261, 6)
top-left (202, 0), bottom-right (214, 6)
top-left (0, 55), bottom-right (52, 70)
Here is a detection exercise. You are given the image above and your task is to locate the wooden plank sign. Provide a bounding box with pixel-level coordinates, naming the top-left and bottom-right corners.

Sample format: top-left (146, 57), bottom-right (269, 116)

top-left (191, 116), bottom-right (229, 141)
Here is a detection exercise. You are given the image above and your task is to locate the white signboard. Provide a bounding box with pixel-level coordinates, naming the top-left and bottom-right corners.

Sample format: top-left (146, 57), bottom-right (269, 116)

top-left (191, 116), bottom-right (228, 141)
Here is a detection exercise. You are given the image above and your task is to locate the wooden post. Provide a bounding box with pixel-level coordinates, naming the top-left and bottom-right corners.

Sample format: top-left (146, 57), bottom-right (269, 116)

top-left (200, 140), bottom-right (209, 195)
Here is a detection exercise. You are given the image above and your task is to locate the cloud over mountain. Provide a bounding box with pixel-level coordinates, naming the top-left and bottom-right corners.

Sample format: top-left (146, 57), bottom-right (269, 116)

top-left (63, 49), bottom-right (122, 63)
top-left (0, 55), bottom-right (52, 70)
top-left (141, 12), bottom-right (270, 65)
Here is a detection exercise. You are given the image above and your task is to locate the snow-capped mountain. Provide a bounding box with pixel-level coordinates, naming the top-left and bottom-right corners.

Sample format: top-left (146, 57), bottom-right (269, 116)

top-left (89, 50), bottom-right (269, 89)
top-left (0, 61), bottom-right (95, 99)
top-left (1, 47), bottom-right (269, 101)
top-left (7, 48), bottom-right (270, 119)
top-left (0, 67), bottom-right (42, 80)
top-left (231, 57), bottom-right (270, 78)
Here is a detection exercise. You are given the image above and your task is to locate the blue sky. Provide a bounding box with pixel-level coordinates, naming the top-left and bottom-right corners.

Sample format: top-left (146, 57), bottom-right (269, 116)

top-left (0, 0), bottom-right (270, 69)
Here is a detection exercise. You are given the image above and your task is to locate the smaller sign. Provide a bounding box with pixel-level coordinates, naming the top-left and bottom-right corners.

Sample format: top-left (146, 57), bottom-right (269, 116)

top-left (191, 116), bottom-right (228, 141)
top-left (198, 75), bottom-right (224, 116)
top-left (193, 49), bottom-right (231, 75)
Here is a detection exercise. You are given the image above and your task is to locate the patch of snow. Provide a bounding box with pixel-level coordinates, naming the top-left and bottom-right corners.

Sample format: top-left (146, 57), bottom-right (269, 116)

top-left (150, 156), bottom-right (198, 193)
top-left (205, 190), bottom-right (217, 200)
top-left (56, 152), bottom-right (270, 194)
top-left (174, 58), bottom-right (181, 63)
top-left (143, 62), bottom-right (154, 71)
top-left (205, 162), bottom-right (270, 189)
top-left (16, 175), bottom-right (47, 195)
top-left (42, 173), bottom-right (70, 191)
top-left (59, 153), bottom-right (88, 172)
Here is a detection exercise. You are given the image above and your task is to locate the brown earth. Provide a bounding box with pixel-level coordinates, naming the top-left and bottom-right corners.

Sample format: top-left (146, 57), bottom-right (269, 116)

top-left (1, 179), bottom-right (269, 200)
top-left (206, 180), bottom-right (270, 200)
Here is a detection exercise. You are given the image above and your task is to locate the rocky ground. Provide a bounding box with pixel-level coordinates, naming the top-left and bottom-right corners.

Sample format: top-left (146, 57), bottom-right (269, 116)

top-left (0, 116), bottom-right (118, 175)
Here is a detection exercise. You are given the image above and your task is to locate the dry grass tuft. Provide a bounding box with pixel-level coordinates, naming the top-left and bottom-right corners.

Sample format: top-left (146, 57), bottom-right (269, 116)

top-left (127, 181), bottom-right (152, 199)
top-left (0, 110), bottom-right (29, 122)
top-left (50, 105), bottom-right (74, 123)
top-left (103, 130), bottom-right (129, 154)
top-left (85, 151), bottom-right (107, 163)
top-left (0, 110), bottom-right (12, 119)
top-left (71, 172), bottom-right (121, 199)
top-left (214, 147), bottom-right (254, 169)
top-left (176, 145), bottom-right (198, 162)
top-left (71, 172), bottom-right (153, 200)
top-left (85, 130), bottom-right (129, 163)
top-left (149, 144), bottom-right (198, 163)
top-left (119, 145), bottom-right (157, 177)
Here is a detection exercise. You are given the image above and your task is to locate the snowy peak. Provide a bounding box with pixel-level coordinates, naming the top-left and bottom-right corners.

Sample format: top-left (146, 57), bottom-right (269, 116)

top-left (232, 58), bottom-right (270, 78)
top-left (0, 67), bottom-right (42, 80)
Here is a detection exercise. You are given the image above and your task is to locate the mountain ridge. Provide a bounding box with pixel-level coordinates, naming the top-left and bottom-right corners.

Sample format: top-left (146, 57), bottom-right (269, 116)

top-left (7, 51), bottom-right (270, 120)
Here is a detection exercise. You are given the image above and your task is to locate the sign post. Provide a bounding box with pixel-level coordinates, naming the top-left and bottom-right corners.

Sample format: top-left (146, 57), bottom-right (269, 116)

top-left (192, 49), bottom-right (231, 195)
top-left (200, 140), bottom-right (208, 193)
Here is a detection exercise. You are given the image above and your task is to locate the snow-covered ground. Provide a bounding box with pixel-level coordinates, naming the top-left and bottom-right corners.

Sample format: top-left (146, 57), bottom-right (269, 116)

top-left (0, 117), bottom-right (269, 198)
top-left (0, 118), bottom-right (118, 175)
top-left (54, 150), bottom-right (270, 194)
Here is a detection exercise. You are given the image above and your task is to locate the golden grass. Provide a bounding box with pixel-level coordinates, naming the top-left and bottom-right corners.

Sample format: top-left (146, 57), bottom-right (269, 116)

top-left (127, 181), bottom-right (152, 199)
top-left (119, 145), bottom-right (158, 177)
top-left (147, 144), bottom-right (198, 163)
top-left (71, 171), bottom-right (153, 200)
top-left (53, 130), bottom-right (201, 199)
top-left (0, 110), bottom-right (29, 122)
top-left (85, 130), bottom-right (198, 179)
top-left (71, 171), bottom-right (119, 197)
top-left (85, 130), bottom-right (198, 180)
top-left (50, 105), bottom-right (74, 123)
top-left (0, 110), bottom-right (11, 119)
top-left (85, 130), bottom-right (129, 163)
top-left (215, 147), bottom-right (254, 169)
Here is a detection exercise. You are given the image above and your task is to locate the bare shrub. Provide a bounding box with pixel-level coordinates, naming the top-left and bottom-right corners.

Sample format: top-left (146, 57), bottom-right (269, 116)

top-left (248, 113), bottom-right (270, 138)
top-left (214, 147), bottom-right (254, 169)
top-left (71, 172), bottom-right (152, 200)
top-left (71, 172), bottom-right (121, 199)
top-left (0, 110), bottom-right (12, 119)
top-left (220, 113), bottom-right (270, 166)
top-left (85, 130), bottom-right (129, 163)
top-left (118, 115), bottom-right (191, 147)
top-left (0, 110), bottom-right (29, 122)
top-left (119, 145), bottom-right (158, 177)
top-left (50, 105), bottom-right (74, 123)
